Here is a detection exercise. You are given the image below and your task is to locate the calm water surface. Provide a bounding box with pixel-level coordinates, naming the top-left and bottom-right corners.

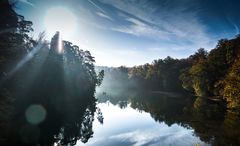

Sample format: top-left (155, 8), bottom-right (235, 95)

top-left (74, 90), bottom-right (240, 146)
top-left (77, 101), bottom-right (209, 146)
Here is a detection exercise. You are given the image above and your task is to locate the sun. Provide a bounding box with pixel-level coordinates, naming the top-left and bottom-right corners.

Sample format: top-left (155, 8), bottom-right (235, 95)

top-left (44, 7), bottom-right (77, 38)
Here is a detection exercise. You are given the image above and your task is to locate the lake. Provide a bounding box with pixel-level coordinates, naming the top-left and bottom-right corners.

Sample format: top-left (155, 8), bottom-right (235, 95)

top-left (2, 89), bottom-right (239, 146)
top-left (76, 91), bottom-right (240, 146)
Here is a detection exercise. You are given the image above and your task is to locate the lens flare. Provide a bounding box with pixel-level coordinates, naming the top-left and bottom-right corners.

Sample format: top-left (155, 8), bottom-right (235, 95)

top-left (25, 104), bottom-right (47, 125)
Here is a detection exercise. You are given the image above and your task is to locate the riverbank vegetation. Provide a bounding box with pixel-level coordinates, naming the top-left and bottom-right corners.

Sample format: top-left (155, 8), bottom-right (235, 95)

top-left (98, 36), bottom-right (240, 110)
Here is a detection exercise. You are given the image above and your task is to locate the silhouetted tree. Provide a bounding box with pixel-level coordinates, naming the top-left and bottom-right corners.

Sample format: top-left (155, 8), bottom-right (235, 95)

top-left (0, 2), bottom-right (104, 144)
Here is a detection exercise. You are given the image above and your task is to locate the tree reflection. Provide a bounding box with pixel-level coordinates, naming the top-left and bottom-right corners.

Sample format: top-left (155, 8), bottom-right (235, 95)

top-left (97, 90), bottom-right (240, 146)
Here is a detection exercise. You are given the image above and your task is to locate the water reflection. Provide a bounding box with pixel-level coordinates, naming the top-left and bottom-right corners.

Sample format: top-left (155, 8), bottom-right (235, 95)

top-left (94, 91), bottom-right (240, 146)
top-left (2, 86), bottom-right (240, 146)
top-left (0, 95), bottom-right (102, 146)
top-left (0, 94), bottom-right (102, 146)
top-left (78, 102), bottom-right (208, 146)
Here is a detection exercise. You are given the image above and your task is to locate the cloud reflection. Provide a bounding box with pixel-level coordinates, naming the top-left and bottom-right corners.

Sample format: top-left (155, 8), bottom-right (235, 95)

top-left (77, 102), bottom-right (209, 146)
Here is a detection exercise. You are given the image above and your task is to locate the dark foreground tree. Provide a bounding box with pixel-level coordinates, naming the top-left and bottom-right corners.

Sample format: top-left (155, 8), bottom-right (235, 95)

top-left (0, 2), bottom-right (104, 145)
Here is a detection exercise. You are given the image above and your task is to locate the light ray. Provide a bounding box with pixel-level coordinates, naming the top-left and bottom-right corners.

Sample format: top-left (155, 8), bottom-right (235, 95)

top-left (0, 43), bottom-right (44, 85)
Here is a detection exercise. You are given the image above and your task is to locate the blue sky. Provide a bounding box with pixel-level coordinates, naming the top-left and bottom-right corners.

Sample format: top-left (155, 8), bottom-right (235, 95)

top-left (15, 0), bottom-right (240, 67)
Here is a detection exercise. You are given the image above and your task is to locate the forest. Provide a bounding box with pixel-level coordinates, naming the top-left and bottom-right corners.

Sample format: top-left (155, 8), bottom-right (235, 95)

top-left (99, 36), bottom-right (240, 110)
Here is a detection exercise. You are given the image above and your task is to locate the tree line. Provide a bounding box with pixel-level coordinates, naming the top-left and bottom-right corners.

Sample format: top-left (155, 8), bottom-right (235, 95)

top-left (99, 36), bottom-right (240, 110)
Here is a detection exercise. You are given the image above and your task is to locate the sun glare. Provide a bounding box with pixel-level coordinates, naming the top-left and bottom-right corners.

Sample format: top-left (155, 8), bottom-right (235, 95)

top-left (44, 7), bottom-right (77, 38)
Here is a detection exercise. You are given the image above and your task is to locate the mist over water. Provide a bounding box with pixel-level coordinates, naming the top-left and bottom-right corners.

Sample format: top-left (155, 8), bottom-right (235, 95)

top-left (92, 67), bottom-right (240, 146)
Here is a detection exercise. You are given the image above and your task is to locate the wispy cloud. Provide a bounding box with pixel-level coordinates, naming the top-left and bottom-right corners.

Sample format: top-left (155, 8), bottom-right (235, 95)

top-left (227, 17), bottom-right (240, 35)
top-left (109, 124), bottom-right (208, 146)
top-left (77, 5), bottom-right (110, 30)
top-left (19, 0), bottom-right (34, 7)
top-left (96, 12), bottom-right (113, 21)
top-left (99, 0), bottom-right (214, 50)
top-left (87, 0), bottom-right (106, 13)
top-left (71, 0), bottom-right (219, 66)
top-left (233, 24), bottom-right (240, 35)
top-left (112, 17), bottom-right (172, 40)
